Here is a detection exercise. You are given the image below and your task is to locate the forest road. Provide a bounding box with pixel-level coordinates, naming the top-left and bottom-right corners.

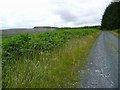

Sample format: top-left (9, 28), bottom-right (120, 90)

top-left (79, 31), bottom-right (119, 88)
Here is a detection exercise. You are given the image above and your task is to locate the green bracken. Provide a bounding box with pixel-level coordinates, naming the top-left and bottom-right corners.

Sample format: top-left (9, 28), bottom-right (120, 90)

top-left (2, 28), bottom-right (100, 88)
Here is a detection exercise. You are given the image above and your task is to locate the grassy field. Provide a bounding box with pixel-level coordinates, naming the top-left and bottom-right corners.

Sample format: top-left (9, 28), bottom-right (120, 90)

top-left (2, 28), bottom-right (100, 88)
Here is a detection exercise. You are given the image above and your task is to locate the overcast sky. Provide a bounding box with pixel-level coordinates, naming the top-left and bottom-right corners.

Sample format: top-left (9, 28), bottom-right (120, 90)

top-left (0, 0), bottom-right (114, 29)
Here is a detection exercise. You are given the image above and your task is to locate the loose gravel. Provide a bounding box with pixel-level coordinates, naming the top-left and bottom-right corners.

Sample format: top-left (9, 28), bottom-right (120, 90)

top-left (79, 31), bottom-right (119, 88)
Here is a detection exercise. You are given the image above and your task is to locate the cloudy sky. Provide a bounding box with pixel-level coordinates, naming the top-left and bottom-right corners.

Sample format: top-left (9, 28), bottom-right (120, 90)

top-left (0, 0), bottom-right (114, 29)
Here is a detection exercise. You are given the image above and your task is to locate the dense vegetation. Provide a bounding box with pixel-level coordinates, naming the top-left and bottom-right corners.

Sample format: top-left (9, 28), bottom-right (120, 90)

top-left (2, 28), bottom-right (98, 62)
top-left (2, 28), bottom-right (99, 88)
top-left (101, 1), bottom-right (120, 30)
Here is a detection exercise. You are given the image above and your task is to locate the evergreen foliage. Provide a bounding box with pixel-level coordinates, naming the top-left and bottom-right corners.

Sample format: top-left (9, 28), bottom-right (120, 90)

top-left (101, 1), bottom-right (120, 30)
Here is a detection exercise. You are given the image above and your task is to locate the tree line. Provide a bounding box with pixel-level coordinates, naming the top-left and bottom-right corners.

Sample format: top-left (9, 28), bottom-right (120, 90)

top-left (101, 1), bottom-right (120, 30)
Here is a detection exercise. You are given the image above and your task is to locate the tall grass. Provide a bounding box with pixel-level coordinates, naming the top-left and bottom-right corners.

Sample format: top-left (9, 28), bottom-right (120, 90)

top-left (2, 28), bottom-right (100, 88)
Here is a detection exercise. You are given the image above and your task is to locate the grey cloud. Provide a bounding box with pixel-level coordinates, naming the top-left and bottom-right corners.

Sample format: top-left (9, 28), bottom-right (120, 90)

top-left (55, 6), bottom-right (100, 26)
top-left (56, 10), bottom-right (78, 22)
top-left (74, 15), bottom-right (100, 26)
top-left (53, 0), bottom-right (104, 27)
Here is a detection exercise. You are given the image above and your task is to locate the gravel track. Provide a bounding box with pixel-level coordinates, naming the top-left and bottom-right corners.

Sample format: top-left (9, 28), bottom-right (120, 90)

top-left (79, 31), bottom-right (119, 88)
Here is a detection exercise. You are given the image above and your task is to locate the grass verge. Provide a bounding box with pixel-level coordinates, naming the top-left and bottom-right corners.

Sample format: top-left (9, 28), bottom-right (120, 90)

top-left (111, 29), bottom-right (120, 38)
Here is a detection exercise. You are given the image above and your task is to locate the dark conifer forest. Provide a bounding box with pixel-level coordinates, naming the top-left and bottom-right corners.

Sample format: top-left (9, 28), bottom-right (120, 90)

top-left (101, 1), bottom-right (120, 30)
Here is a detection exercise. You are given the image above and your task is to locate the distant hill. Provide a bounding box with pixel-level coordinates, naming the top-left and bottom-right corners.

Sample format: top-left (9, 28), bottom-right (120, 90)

top-left (2, 27), bottom-right (56, 36)
top-left (33, 26), bottom-right (58, 29)
top-left (1, 25), bottom-right (100, 36)
top-left (101, 1), bottom-right (120, 30)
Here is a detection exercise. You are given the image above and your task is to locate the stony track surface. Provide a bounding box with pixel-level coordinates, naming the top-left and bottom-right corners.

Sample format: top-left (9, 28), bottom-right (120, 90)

top-left (79, 31), bottom-right (119, 88)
